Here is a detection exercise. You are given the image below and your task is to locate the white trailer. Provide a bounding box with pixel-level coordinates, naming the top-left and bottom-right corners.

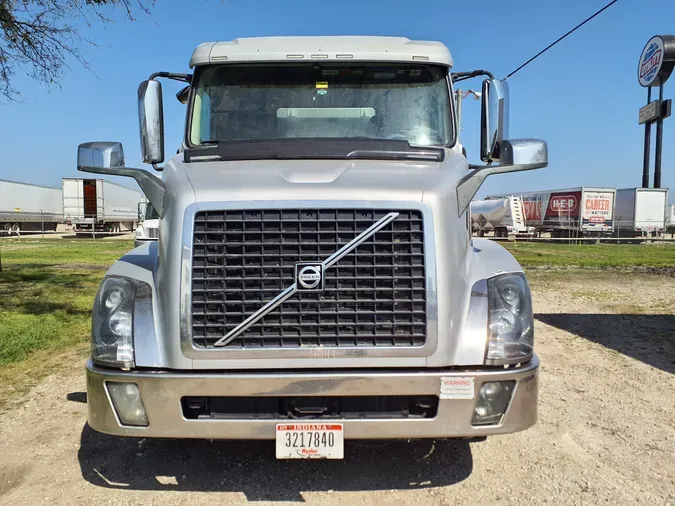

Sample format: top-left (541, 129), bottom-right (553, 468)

top-left (487, 187), bottom-right (616, 237)
top-left (470, 196), bottom-right (533, 237)
top-left (0, 179), bottom-right (63, 235)
top-left (62, 178), bottom-right (143, 234)
top-left (614, 188), bottom-right (668, 236)
top-left (666, 204), bottom-right (675, 232)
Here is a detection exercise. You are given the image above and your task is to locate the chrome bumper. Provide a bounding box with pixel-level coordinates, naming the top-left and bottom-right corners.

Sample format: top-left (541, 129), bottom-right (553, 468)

top-left (86, 356), bottom-right (538, 439)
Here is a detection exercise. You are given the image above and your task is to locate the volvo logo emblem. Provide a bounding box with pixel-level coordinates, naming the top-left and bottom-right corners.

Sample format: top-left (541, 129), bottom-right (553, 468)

top-left (295, 263), bottom-right (323, 290)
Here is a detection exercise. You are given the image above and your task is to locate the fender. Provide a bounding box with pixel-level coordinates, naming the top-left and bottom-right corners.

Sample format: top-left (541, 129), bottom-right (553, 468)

top-left (104, 242), bottom-right (191, 369)
top-left (449, 238), bottom-right (525, 366)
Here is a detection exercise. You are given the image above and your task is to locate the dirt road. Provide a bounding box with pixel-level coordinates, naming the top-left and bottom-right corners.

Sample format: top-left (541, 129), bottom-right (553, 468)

top-left (1, 271), bottom-right (674, 505)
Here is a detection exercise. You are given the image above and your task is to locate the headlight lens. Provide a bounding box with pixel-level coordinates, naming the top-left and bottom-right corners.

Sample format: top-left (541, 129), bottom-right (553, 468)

top-left (92, 277), bottom-right (148, 367)
top-left (486, 273), bottom-right (533, 363)
top-left (135, 228), bottom-right (143, 238)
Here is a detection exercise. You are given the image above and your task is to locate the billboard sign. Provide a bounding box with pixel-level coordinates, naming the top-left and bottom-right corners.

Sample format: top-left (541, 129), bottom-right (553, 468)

top-left (638, 35), bottom-right (675, 87)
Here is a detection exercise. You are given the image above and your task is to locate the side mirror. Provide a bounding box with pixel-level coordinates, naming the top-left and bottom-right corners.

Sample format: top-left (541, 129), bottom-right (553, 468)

top-left (77, 141), bottom-right (165, 218)
top-left (176, 86), bottom-right (190, 105)
top-left (77, 141), bottom-right (126, 170)
top-left (480, 79), bottom-right (510, 162)
top-left (138, 80), bottom-right (165, 165)
top-left (77, 142), bottom-right (126, 171)
top-left (457, 139), bottom-right (548, 215)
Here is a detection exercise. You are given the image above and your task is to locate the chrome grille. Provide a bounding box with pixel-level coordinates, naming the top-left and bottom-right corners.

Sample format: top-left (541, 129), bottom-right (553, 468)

top-left (191, 209), bottom-right (426, 349)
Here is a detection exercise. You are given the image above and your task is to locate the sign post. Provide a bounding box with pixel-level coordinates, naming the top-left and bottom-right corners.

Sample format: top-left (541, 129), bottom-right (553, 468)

top-left (638, 35), bottom-right (675, 188)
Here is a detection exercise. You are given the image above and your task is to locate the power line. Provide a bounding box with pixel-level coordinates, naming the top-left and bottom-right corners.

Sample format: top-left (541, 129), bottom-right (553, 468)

top-left (505, 0), bottom-right (619, 80)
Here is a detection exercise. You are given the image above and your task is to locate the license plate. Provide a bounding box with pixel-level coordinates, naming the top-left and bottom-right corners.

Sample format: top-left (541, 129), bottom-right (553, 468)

top-left (275, 423), bottom-right (344, 459)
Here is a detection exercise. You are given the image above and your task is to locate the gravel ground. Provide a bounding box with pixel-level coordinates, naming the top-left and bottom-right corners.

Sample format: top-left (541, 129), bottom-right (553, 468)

top-left (1, 271), bottom-right (674, 505)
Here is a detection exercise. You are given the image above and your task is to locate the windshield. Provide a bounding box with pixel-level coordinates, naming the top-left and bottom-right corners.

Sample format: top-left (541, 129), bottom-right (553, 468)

top-left (189, 63), bottom-right (453, 148)
top-left (145, 204), bottom-right (159, 220)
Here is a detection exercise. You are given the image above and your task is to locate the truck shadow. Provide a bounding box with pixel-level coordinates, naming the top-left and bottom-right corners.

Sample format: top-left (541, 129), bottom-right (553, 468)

top-left (77, 424), bottom-right (474, 501)
top-left (535, 313), bottom-right (675, 375)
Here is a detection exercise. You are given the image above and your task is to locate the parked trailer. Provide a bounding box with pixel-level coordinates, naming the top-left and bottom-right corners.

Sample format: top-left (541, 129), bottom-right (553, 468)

top-left (0, 179), bottom-right (62, 235)
top-left (470, 196), bottom-right (533, 237)
top-left (487, 187), bottom-right (615, 237)
top-left (667, 204), bottom-right (675, 232)
top-left (614, 188), bottom-right (669, 237)
top-left (62, 178), bottom-right (143, 234)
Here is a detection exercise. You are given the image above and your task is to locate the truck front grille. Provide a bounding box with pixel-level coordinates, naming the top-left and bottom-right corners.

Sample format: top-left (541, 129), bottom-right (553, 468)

top-left (190, 209), bottom-right (427, 349)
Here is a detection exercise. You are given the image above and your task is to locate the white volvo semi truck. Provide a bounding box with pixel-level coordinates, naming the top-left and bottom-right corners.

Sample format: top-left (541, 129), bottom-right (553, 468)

top-left (77, 36), bottom-right (547, 459)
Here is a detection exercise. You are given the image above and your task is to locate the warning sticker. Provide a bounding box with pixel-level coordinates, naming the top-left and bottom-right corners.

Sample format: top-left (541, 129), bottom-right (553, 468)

top-left (440, 377), bottom-right (475, 399)
top-left (315, 81), bottom-right (329, 89)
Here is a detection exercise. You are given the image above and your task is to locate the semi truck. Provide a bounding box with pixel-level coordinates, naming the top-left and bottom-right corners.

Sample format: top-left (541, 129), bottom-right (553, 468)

top-left (487, 187), bottom-right (615, 237)
top-left (470, 196), bottom-right (533, 238)
top-left (0, 179), bottom-right (62, 235)
top-left (76, 36), bottom-right (548, 459)
top-left (614, 188), bottom-right (669, 237)
top-left (62, 178), bottom-right (143, 234)
top-left (134, 201), bottom-right (160, 247)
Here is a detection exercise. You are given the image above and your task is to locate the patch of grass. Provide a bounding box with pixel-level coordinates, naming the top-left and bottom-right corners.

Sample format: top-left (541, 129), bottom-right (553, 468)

top-left (503, 242), bottom-right (675, 269)
top-left (0, 239), bottom-right (133, 406)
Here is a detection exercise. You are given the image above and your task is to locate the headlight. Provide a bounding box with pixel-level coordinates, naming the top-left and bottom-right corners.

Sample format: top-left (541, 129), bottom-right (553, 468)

top-left (486, 273), bottom-right (533, 364)
top-left (135, 227), bottom-right (143, 238)
top-left (92, 277), bottom-right (151, 367)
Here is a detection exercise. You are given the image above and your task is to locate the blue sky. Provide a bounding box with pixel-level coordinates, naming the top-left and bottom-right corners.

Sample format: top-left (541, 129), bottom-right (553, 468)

top-left (1, 0), bottom-right (674, 202)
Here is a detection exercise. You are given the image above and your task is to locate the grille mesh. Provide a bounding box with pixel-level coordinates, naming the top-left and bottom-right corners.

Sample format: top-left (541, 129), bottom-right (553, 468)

top-left (191, 209), bottom-right (426, 348)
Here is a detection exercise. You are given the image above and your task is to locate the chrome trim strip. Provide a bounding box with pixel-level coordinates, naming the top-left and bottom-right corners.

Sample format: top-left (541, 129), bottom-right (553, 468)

top-left (179, 200), bottom-right (437, 360)
top-left (213, 211), bottom-right (399, 347)
top-left (214, 284), bottom-right (298, 346)
top-left (322, 211), bottom-right (399, 268)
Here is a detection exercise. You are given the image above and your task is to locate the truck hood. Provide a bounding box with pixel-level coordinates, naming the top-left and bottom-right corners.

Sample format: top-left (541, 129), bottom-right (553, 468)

top-left (178, 155), bottom-right (466, 204)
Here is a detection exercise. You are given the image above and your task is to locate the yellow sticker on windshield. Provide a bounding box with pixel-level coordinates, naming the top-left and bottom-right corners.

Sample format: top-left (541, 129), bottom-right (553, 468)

top-left (316, 81), bottom-right (329, 89)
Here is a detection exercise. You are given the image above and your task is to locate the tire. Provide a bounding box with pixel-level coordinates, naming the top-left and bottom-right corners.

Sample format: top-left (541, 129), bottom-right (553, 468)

top-left (11, 223), bottom-right (20, 235)
top-left (2, 223), bottom-right (11, 236)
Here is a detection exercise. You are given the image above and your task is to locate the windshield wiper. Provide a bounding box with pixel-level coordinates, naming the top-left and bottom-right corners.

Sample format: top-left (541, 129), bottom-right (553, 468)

top-left (184, 139), bottom-right (445, 163)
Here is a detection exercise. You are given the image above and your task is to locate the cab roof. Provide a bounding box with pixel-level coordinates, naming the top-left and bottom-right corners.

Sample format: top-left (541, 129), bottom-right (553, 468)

top-left (189, 36), bottom-right (453, 68)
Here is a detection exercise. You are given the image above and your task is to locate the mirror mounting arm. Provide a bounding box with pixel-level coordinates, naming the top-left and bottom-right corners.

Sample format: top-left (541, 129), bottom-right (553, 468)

top-left (456, 139), bottom-right (548, 216)
top-left (78, 164), bottom-right (166, 219)
top-left (148, 72), bottom-right (192, 83)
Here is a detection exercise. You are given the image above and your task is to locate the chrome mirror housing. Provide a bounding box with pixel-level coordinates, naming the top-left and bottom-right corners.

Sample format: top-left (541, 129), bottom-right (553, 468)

top-left (77, 142), bottom-right (126, 170)
top-left (480, 79), bottom-right (510, 162)
top-left (138, 79), bottom-right (165, 164)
